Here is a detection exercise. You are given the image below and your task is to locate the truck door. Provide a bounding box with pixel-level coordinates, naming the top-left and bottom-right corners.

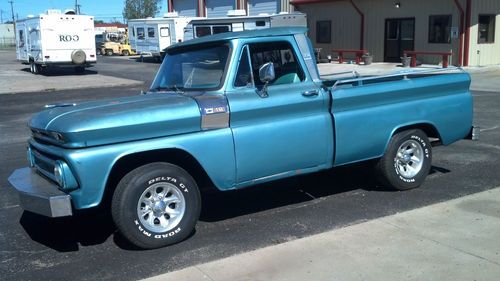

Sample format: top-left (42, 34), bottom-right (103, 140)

top-left (226, 39), bottom-right (333, 184)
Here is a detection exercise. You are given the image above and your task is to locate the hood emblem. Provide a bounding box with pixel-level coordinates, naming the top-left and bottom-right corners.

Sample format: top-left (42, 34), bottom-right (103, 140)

top-left (44, 103), bottom-right (77, 109)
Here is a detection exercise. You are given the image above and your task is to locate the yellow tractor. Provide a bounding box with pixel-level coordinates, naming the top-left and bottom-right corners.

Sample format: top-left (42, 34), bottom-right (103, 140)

top-left (99, 32), bottom-right (135, 56)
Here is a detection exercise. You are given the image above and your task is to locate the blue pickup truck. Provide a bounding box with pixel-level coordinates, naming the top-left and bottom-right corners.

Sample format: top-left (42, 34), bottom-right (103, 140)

top-left (9, 27), bottom-right (476, 249)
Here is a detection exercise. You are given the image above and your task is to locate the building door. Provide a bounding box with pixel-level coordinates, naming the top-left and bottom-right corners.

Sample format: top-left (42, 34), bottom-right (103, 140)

top-left (172, 0), bottom-right (197, 17)
top-left (206, 0), bottom-right (234, 17)
top-left (384, 18), bottom-right (414, 62)
top-left (247, 0), bottom-right (278, 16)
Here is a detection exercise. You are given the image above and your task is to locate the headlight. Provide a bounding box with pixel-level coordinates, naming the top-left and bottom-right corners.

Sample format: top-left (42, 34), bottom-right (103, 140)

top-left (50, 131), bottom-right (65, 142)
top-left (53, 160), bottom-right (78, 190)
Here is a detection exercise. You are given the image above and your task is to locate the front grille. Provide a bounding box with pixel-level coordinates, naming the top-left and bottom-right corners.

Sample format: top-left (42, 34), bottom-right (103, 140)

top-left (31, 146), bottom-right (57, 183)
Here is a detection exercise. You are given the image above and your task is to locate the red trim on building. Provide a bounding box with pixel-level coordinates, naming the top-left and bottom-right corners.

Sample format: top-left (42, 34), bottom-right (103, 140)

top-left (168, 0), bottom-right (173, 12)
top-left (464, 0), bottom-right (471, 66)
top-left (94, 23), bottom-right (127, 28)
top-left (290, 0), bottom-right (340, 4)
top-left (453, 0), bottom-right (464, 66)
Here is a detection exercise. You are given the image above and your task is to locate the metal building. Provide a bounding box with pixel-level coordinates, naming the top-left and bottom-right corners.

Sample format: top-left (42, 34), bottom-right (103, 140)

top-left (291, 0), bottom-right (500, 66)
top-left (167, 0), bottom-right (293, 18)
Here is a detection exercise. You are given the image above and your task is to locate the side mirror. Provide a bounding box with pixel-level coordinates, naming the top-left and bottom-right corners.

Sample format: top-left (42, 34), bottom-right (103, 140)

top-left (259, 62), bottom-right (275, 83)
top-left (257, 62), bottom-right (275, 98)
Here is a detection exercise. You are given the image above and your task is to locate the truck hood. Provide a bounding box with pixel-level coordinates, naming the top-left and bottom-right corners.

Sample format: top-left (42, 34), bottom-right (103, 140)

top-left (29, 93), bottom-right (201, 148)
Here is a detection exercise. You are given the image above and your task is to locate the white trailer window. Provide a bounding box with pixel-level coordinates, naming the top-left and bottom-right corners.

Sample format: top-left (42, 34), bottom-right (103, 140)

top-left (137, 27), bottom-right (145, 39)
top-left (212, 25), bottom-right (230, 34)
top-left (195, 25), bottom-right (231, 38)
top-left (148, 27), bottom-right (155, 38)
top-left (195, 26), bottom-right (211, 37)
top-left (160, 27), bottom-right (170, 37)
top-left (18, 30), bottom-right (25, 47)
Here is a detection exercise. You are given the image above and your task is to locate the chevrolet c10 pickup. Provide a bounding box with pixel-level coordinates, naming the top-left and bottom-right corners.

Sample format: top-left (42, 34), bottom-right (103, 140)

top-left (9, 27), bottom-right (477, 249)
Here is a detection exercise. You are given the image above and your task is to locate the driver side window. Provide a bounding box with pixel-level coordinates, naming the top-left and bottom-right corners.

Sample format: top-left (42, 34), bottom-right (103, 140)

top-left (249, 41), bottom-right (305, 87)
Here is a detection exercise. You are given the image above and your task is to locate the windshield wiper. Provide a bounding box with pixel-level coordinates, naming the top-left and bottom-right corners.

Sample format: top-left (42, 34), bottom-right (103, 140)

top-left (150, 85), bottom-right (184, 94)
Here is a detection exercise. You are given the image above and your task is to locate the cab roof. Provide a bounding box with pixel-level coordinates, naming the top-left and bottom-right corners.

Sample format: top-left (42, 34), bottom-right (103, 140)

top-left (167, 27), bottom-right (308, 51)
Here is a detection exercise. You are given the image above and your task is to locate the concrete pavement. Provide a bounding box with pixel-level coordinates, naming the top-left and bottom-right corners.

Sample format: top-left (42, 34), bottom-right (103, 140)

top-left (143, 187), bottom-right (500, 281)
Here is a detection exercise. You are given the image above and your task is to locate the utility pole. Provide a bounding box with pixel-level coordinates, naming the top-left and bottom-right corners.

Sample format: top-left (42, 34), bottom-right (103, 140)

top-left (8, 0), bottom-right (14, 23)
top-left (1, 9), bottom-right (4, 23)
top-left (75, 0), bottom-right (81, 14)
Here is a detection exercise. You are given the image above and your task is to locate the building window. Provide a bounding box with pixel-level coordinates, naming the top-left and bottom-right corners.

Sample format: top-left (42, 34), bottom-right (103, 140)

top-left (316, 20), bottom-right (331, 44)
top-left (429, 15), bottom-right (451, 43)
top-left (478, 15), bottom-right (495, 44)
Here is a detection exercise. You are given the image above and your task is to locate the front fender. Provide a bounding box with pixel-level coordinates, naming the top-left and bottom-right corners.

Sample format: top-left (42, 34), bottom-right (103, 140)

top-left (64, 129), bottom-right (235, 209)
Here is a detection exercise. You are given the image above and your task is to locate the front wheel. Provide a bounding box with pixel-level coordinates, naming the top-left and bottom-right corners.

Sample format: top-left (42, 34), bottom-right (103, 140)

top-left (112, 162), bottom-right (201, 249)
top-left (375, 129), bottom-right (432, 190)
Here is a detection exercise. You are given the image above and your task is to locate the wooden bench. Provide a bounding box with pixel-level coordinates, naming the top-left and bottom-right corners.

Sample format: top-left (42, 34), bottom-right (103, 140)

top-left (332, 49), bottom-right (368, 64)
top-left (403, 51), bottom-right (453, 68)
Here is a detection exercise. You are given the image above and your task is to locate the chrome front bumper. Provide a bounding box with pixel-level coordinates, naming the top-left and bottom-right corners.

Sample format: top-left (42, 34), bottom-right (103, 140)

top-left (8, 167), bottom-right (72, 217)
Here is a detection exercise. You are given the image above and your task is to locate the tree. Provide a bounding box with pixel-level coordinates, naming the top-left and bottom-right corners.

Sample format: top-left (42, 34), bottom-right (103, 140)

top-left (123, 0), bottom-right (161, 21)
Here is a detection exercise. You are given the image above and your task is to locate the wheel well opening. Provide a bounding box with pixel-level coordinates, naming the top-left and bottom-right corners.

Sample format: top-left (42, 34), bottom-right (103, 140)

top-left (101, 149), bottom-right (216, 209)
top-left (394, 123), bottom-right (442, 145)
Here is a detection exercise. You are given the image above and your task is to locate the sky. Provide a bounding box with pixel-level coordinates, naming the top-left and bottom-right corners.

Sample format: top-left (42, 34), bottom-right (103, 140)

top-left (0, 0), bottom-right (168, 23)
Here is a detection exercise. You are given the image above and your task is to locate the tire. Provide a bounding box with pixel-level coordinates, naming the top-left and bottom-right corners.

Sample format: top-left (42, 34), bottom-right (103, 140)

top-left (112, 162), bottom-right (201, 249)
top-left (122, 50), bottom-right (130, 56)
top-left (375, 129), bottom-right (432, 190)
top-left (96, 48), bottom-right (102, 56)
top-left (31, 62), bottom-right (39, 74)
top-left (106, 49), bottom-right (114, 56)
top-left (71, 49), bottom-right (86, 64)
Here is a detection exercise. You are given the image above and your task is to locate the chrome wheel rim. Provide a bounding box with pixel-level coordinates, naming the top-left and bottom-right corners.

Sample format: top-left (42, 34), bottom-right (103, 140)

top-left (395, 140), bottom-right (424, 178)
top-left (137, 182), bottom-right (186, 233)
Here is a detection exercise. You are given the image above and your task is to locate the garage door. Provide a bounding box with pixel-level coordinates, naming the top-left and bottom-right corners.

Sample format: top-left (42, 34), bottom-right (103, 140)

top-left (206, 0), bottom-right (234, 18)
top-left (172, 0), bottom-right (197, 17)
top-left (248, 0), bottom-right (278, 16)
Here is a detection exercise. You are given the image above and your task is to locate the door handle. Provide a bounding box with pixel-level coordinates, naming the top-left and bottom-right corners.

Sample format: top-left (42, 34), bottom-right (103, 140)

top-left (302, 90), bottom-right (319, 97)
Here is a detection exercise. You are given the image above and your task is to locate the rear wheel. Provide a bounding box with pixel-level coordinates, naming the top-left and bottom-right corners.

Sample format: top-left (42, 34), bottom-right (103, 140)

top-left (106, 49), bottom-right (114, 56)
top-left (112, 162), bottom-right (201, 249)
top-left (375, 129), bottom-right (432, 190)
top-left (31, 62), bottom-right (40, 74)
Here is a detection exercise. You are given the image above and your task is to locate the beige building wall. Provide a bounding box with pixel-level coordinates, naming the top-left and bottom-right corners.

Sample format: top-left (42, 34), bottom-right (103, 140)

top-left (298, 1), bottom-right (361, 56)
top-left (295, 0), bottom-right (500, 66)
top-left (468, 1), bottom-right (500, 66)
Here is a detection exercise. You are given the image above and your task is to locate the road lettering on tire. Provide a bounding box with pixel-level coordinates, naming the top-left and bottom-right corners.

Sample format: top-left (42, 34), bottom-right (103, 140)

top-left (134, 220), bottom-right (182, 239)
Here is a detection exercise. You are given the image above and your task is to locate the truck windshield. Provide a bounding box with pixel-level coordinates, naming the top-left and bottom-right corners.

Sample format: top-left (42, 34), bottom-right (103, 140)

top-left (151, 44), bottom-right (230, 92)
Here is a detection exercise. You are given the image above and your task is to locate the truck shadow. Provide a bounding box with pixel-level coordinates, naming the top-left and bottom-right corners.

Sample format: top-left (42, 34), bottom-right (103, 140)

top-left (18, 163), bottom-right (450, 252)
top-left (20, 67), bottom-right (99, 76)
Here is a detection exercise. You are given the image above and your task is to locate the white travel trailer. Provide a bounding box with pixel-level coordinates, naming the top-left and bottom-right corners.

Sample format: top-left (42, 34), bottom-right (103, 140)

top-left (183, 11), bottom-right (307, 41)
top-left (128, 14), bottom-right (198, 61)
top-left (15, 9), bottom-right (96, 74)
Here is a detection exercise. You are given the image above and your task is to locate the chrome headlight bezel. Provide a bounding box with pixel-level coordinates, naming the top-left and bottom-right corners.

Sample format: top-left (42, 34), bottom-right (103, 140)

top-left (53, 160), bottom-right (78, 190)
